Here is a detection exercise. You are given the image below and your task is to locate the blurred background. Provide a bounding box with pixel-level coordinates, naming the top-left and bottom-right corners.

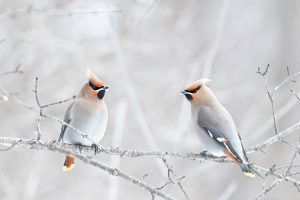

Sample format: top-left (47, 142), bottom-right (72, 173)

top-left (0, 0), bottom-right (300, 199)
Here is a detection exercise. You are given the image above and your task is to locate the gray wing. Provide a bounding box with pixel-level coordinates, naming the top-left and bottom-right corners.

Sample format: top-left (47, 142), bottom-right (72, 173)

top-left (58, 102), bottom-right (74, 142)
top-left (197, 106), bottom-right (245, 162)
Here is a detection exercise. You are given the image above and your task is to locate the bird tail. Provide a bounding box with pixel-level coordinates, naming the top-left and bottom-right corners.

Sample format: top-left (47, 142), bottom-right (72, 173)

top-left (239, 163), bottom-right (256, 178)
top-left (62, 155), bottom-right (75, 171)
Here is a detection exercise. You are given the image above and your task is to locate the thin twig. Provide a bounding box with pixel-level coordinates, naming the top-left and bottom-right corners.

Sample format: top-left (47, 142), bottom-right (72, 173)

top-left (257, 64), bottom-right (279, 134)
top-left (0, 64), bottom-right (23, 76)
top-left (161, 159), bottom-right (191, 200)
top-left (246, 120), bottom-right (300, 153)
top-left (291, 90), bottom-right (300, 102)
top-left (273, 69), bottom-right (300, 93)
top-left (255, 178), bottom-right (281, 200)
top-left (32, 77), bottom-right (76, 141)
top-left (252, 165), bottom-right (300, 191)
top-left (256, 64), bottom-right (270, 76)
top-left (0, 7), bottom-right (121, 22)
top-left (41, 96), bottom-right (76, 109)
top-left (285, 135), bottom-right (300, 176)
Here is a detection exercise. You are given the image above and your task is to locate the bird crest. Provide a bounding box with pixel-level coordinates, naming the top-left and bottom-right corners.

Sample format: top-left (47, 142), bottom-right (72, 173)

top-left (195, 78), bottom-right (212, 86)
top-left (185, 78), bottom-right (212, 92)
top-left (86, 68), bottom-right (103, 87)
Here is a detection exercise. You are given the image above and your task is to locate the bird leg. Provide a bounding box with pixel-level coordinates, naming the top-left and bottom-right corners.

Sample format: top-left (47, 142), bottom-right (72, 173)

top-left (75, 143), bottom-right (83, 153)
top-left (91, 144), bottom-right (100, 155)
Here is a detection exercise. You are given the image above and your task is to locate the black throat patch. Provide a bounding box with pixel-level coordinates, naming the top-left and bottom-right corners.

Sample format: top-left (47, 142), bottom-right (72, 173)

top-left (97, 90), bottom-right (105, 99)
top-left (184, 93), bottom-right (193, 101)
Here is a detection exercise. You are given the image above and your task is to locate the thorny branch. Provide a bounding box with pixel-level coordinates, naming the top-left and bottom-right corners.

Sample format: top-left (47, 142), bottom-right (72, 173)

top-left (1, 66), bottom-right (300, 199)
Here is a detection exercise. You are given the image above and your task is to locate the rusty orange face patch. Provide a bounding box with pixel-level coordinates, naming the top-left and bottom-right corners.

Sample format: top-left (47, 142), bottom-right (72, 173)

top-left (186, 84), bottom-right (196, 92)
top-left (185, 82), bottom-right (202, 92)
top-left (91, 80), bottom-right (103, 88)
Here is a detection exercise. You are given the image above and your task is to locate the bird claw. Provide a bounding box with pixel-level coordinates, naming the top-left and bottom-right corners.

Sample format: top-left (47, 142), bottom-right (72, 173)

top-left (91, 144), bottom-right (99, 155)
top-left (75, 143), bottom-right (83, 153)
top-left (200, 150), bottom-right (208, 156)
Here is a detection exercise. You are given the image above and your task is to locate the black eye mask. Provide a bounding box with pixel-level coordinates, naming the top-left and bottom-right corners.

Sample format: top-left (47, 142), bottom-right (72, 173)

top-left (89, 81), bottom-right (103, 90)
top-left (188, 85), bottom-right (201, 93)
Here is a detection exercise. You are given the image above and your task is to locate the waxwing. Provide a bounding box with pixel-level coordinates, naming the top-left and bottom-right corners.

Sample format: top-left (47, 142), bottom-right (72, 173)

top-left (181, 79), bottom-right (255, 177)
top-left (58, 69), bottom-right (109, 171)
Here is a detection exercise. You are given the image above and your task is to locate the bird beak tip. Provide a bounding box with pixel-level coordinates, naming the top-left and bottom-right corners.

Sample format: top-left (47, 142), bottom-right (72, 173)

top-left (179, 91), bottom-right (187, 95)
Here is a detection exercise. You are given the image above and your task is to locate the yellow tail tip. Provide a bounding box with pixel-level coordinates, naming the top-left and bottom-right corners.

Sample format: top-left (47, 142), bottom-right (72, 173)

top-left (244, 171), bottom-right (255, 178)
top-left (62, 164), bottom-right (74, 172)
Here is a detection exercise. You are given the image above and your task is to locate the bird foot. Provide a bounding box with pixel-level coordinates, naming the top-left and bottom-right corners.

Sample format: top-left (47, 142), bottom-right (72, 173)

top-left (91, 144), bottom-right (100, 155)
top-left (75, 143), bottom-right (83, 153)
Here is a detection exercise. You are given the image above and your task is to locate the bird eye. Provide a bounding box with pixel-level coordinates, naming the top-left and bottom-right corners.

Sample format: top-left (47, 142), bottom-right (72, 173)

top-left (89, 81), bottom-right (101, 90)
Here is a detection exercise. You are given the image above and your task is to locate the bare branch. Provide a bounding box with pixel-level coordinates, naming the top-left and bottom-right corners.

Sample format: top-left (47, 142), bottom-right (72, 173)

top-left (255, 178), bottom-right (281, 200)
top-left (2, 68), bottom-right (299, 199)
top-left (0, 137), bottom-right (175, 200)
top-left (246, 120), bottom-right (300, 153)
top-left (285, 135), bottom-right (300, 176)
top-left (0, 64), bottom-right (23, 76)
top-left (0, 7), bottom-right (121, 22)
top-left (32, 77), bottom-right (76, 141)
top-left (0, 136), bottom-right (227, 162)
top-left (252, 165), bottom-right (300, 194)
top-left (41, 96), bottom-right (77, 109)
top-left (257, 64), bottom-right (279, 134)
top-left (256, 64), bottom-right (270, 76)
top-left (161, 159), bottom-right (191, 200)
top-left (273, 69), bottom-right (300, 93)
top-left (33, 77), bottom-right (42, 109)
top-left (1, 136), bottom-right (299, 199)
top-left (291, 90), bottom-right (300, 102)
top-left (33, 77), bottom-right (43, 140)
